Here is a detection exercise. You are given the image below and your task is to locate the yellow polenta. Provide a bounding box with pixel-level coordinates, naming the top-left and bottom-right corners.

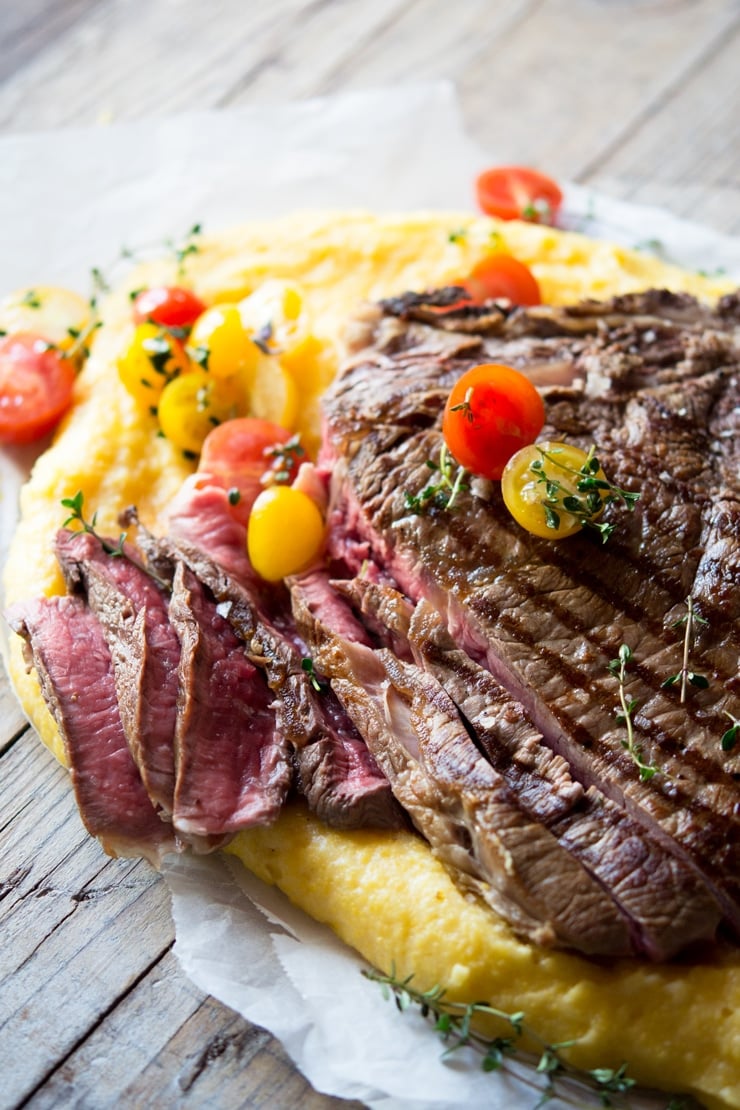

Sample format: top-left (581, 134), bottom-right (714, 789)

top-left (3, 211), bottom-right (738, 1109)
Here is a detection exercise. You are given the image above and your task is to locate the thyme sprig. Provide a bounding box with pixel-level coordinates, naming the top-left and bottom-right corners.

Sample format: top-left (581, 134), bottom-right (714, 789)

top-left (61, 491), bottom-right (170, 591)
top-left (661, 597), bottom-right (709, 703)
top-left (364, 966), bottom-right (638, 1107)
top-left (301, 656), bottom-right (327, 693)
top-left (405, 444), bottom-right (468, 514)
top-left (530, 445), bottom-right (640, 543)
top-left (263, 434), bottom-right (306, 485)
top-left (608, 644), bottom-right (657, 782)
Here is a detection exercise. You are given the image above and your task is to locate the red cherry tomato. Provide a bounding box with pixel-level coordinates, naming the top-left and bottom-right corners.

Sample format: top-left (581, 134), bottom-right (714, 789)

top-left (475, 166), bottom-right (563, 224)
top-left (462, 255), bottom-right (541, 307)
top-left (442, 363), bottom-right (545, 480)
top-left (132, 286), bottom-right (206, 329)
top-left (0, 333), bottom-right (76, 445)
top-left (198, 417), bottom-right (299, 525)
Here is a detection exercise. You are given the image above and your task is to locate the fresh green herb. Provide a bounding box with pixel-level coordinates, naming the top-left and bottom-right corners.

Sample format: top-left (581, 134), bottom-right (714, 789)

top-left (521, 198), bottom-right (553, 225)
top-left (608, 645), bottom-right (657, 782)
top-left (227, 487), bottom-right (242, 506)
top-left (61, 490), bottom-right (126, 558)
top-left (20, 289), bottom-right (42, 308)
top-left (60, 491), bottom-right (170, 589)
top-left (365, 966), bottom-right (637, 1106)
top-left (448, 227), bottom-right (467, 244)
top-left (661, 597), bottom-right (709, 703)
top-left (405, 444), bottom-right (468, 514)
top-left (301, 657), bottom-right (326, 693)
top-left (633, 238), bottom-right (666, 259)
top-left (721, 713), bottom-right (740, 753)
top-left (167, 223), bottom-right (203, 277)
top-left (264, 434), bottom-right (306, 484)
top-left (530, 445), bottom-right (640, 543)
top-left (189, 344), bottom-right (210, 370)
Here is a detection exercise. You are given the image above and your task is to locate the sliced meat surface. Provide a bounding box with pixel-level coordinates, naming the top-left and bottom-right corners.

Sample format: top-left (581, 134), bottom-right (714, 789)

top-left (7, 595), bottom-right (174, 864)
top-left (321, 289), bottom-right (740, 947)
top-left (168, 563), bottom-right (292, 837)
top-left (54, 528), bottom-right (181, 815)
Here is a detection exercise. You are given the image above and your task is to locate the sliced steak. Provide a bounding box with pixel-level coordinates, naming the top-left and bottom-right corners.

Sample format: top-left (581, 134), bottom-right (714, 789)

top-left (54, 528), bottom-right (180, 816)
top-left (322, 290), bottom-right (740, 942)
top-left (168, 563), bottom-right (292, 837)
top-left (7, 595), bottom-right (174, 864)
top-left (294, 587), bottom-right (634, 955)
top-left (124, 483), bottom-right (404, 830)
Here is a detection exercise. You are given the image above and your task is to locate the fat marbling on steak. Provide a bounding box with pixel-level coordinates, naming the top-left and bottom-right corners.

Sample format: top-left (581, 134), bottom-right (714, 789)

top-left (316, 288), bottom-right (740, 956)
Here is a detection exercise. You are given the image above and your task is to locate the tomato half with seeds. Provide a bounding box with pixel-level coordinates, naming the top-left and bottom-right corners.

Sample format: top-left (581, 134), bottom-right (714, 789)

top-left (462, 254), bottom-right (541, 306)
top-left (132, 286), bottom-right (206, 329)
top-left (199, 417), bottom-right (298, 524)
top-left (475, 166), bottom-right (563, 224)
top-left (0, 333), bottom-right (76, 444)
top-left (442, 363), bottom-right (545, 480)
top-left (502, 441), bottom-right (607, 539)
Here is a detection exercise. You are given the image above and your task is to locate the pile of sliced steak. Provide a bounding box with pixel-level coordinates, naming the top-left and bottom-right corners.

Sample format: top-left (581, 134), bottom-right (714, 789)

top-left (7, 285), bottom-right (740, 962)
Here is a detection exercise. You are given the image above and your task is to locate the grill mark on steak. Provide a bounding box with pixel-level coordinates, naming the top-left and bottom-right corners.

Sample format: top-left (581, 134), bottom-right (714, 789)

top-left (54, 528), bottom-right (181, 816)
top-left (7, 595), bottom-right (175, 865)
top-left (168, 563), bottom-right (292, 837)
top-left (323, 289), bottom-right (740, 938)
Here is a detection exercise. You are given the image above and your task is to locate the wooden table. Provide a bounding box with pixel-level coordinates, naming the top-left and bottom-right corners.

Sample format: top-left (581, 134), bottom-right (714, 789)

top-left (1, 2), bottom-right (738, 1107)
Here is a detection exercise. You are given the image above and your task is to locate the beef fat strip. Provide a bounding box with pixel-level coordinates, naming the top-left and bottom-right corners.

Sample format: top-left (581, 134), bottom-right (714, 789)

top-left (7, 595), bottom-right (175, 864)
top-left (321, 290), bottom-right (740, 946)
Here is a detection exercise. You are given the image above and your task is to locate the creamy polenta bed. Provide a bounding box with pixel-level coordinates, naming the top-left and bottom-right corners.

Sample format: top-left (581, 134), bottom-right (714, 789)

top-left (2, 199), bottom-right (739, 1110)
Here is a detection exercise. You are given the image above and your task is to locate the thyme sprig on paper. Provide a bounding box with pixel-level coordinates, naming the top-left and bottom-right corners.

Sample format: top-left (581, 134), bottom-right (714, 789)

top-left (405, 444), bottom-right (468, 514)
top-left (608, 645), bottom-right (657, 782)
top-left (364, 966), bottom-right (638, 1107)
top-left (661, 597), bottom-right (709, 703)
top-left (530, 445), bottom-right (640, 543)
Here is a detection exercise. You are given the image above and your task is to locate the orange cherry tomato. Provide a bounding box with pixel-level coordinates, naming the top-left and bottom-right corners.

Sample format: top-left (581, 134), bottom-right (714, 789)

top-left (199, 417), bottom-right (299, 525)
top-left (0, 333), bottom-right (76, 444)
top-left (462, 254), bottom-right (541, 307)
top-left (132, 286), bottom-right (206, 329)
top-left (475, 166), bottom-right (563, 224)
top-left (442, 363), bottom-right (545, 481)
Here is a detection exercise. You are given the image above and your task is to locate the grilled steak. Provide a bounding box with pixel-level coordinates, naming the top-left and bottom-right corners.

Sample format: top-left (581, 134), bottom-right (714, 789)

top-left (54, 528), bottom-right (181, 816)
top-left (168, 563), bottom-right (292, 836)
top-left (318, 288), bottom-right (740, 954)
top-left (7, 595), bottom-right (175, 864)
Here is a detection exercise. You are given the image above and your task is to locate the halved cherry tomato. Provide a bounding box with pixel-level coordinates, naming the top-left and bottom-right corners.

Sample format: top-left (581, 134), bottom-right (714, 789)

top-left (442, 363), bottom-right (545, 480)
top-left (132, 286), bottom-right (206, 329)
top-left (157, 370), bottom-right (249, 454)
top-left (117, 322), bottom-right (191, 407)
top-left (475, 166), bottom-right (563, 224)
top-left (187, 304), bottom-right (259, 380)
top-left (0, 333), bottom-right (76, 444)
top-left (462, 254), bottom-right (541, 307)
top-left (502, 441), bottom-right (607, 539)
top-left (199, 417), bottom-right (298, 524)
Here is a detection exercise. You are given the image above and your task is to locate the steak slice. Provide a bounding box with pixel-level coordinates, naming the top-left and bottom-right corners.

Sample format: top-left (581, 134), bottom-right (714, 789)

top-left (168, 563), bottom-right (292, 837)
top-left (293, 585), bottom-right (634, 955)
top-left (123, 482), bottom-right (403, 830)
top-left (322, 289), bottom-right (740, 942)
top-left (7, 595), bottom-right (174, 864)
top-left (54, 528), bottom-right (180, 816)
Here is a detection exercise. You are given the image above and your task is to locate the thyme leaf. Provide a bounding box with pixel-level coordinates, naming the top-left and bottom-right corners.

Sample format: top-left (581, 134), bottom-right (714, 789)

top-left (263, 434), bottom-right (306, 485)
top-left (301, 656), bottom-right (327, 693)
top-left (722, 713), bottom-right (740, 753)
top-left (608, 644), bottom-right (658, 782)
top-left (364, 966), bottom-right (638, 1106)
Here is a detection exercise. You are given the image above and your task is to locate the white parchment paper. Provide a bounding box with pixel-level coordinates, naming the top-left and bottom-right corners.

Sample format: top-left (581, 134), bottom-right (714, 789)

top-left (2, 82), bottom-right (738, 1109)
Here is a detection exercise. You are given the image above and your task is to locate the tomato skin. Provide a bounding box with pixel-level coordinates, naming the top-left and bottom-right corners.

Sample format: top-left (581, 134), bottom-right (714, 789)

top-left (462, 254), bottom-right (541, 307)
top-left (157, 370), bottom-right (250, 454)
top-left (501, 441), bottom-right (607, 539)
top-left (247, 486), bottom-right (325, 582)
top-left (117, 322), bottom-right (191, 407)
top-left (0, 333), bottom-right (76, 444)
top-left (199, 418), bottom-right (296, 524)
top-left (442, 364), bottom-right (545, 481)
top-left (475, 166), bottom-right (563, 224)
top-left (132, 286), bottom-right (206, 329)
top-left (188, 304), bottom-right (259, 380)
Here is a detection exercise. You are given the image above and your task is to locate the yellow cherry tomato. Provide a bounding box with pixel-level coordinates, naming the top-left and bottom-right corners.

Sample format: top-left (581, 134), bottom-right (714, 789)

top-left (249, 354), bottom-right (298, 429)
top-left (501, 440), bottom-right (608, 539)
top-left (188, 303), bottom-right (260, 380)
top-left (117, 322), bottom-right (191, 408)
top-left (158, 370), bottom-right (249, 453)
top-left (247, 486), bottom-right (325, 581)
top-left (0, 285), bottom-right (91, 354)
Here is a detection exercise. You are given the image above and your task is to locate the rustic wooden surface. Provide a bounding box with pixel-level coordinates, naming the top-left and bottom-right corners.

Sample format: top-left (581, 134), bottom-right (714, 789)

top-left (1, 1), bottom-right (739, 1107)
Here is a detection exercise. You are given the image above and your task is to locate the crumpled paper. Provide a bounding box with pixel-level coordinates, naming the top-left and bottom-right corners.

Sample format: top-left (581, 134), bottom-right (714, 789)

top-left (1, 81), bottom-right (738, 1110)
